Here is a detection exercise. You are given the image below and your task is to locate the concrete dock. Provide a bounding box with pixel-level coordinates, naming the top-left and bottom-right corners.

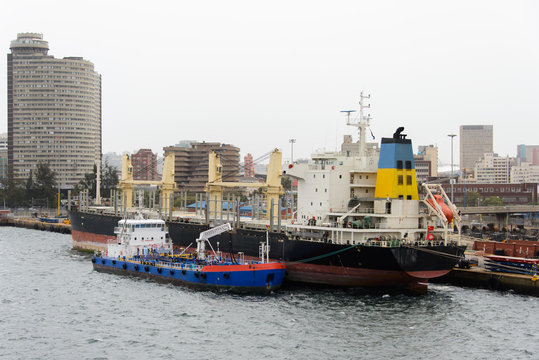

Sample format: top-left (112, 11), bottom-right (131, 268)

top-left (435, 267), bottom-right (539, 296)
top-left (0, 217), bottom-right (71, 234)
top-left (434, 237), bottom-right (539, 296)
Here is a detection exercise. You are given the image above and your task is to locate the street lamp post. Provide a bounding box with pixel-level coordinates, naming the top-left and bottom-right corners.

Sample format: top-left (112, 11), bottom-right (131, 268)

top-left (448, 134), bottom-right (456, 203)
top-left (505, 206), bottom-right (509, 242)
top-left (289, 139), bottom-right (296, 163)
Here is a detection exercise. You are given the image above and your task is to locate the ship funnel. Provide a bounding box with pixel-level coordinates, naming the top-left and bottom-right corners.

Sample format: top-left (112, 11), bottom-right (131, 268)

top-left (374, 127), bottom-right (418, 200)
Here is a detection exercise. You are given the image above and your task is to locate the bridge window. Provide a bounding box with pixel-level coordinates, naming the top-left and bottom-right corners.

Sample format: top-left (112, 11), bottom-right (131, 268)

top-left (405, 161), bottom-right (412, 170)
top-left (397, 161), bottom-right (403, 169)
top-left (407, 195), bottom-right (412, 200)
top-left (398, 175), bottom-right (403, 185)
top-left (406, 175), bottom-right (412, 185)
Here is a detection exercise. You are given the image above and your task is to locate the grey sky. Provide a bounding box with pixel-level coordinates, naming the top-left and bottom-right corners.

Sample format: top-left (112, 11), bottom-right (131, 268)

top-left (2, 0), bottom-right (538, 166)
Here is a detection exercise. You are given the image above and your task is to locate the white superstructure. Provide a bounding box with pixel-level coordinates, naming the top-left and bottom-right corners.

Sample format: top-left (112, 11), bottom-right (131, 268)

top-left (286, 149), bottom-right (379, 223)
top-left (106, 219), bottom-right (171, 258)
top-left (281, 94), bottom-right (461, 246)
top-left (285, 92), bottom-right (379, 224)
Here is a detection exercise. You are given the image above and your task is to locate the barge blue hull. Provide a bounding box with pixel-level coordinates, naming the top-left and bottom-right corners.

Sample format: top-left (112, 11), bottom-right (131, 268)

top-left (92, 256), bottom-right (285, 293)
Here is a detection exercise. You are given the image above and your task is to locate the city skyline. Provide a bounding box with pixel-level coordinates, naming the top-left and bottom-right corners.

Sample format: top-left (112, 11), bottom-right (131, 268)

top-left (1, 1), bottom-right (538, 165)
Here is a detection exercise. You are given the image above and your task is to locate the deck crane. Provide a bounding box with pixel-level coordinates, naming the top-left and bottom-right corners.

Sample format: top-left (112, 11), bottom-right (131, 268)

top-left (205, 149), bottom-right (283, 220)
top-left (195, 223), bottom-right (232, 260)
top-left (118, 154), bottom-right (177, 212)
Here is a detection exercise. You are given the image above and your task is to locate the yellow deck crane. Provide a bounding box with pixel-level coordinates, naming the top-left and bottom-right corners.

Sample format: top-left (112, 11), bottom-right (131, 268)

top-left (205, 149), bottom-right (283, 220)
top-left (117, 154), bottom-right (177, 212)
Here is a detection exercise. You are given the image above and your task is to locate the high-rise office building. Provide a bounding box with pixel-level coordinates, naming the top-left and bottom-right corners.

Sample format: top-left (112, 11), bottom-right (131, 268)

top-left (164, 141), bottom-right (240, 192)
top-left (7, 33), bottom-right (101, 188)
top-left (131, 149), bottom-right (158, 181)
top-left (474, 153), bottom-right (512, 183)
top-left (516, 144), bottom-right (539, 166)
top-left (244, 153), bottom-right (254, 177)
top-left (511, 162), bottom-right (539, 184)
top-left (413, 145), bottom-right (438, 184)
top-left (459, 125), bottom-right (493, 172)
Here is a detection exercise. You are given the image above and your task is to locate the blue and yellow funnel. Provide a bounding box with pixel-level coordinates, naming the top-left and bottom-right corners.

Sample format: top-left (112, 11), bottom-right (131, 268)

top-left (374, 127), bottom-right (418, 200)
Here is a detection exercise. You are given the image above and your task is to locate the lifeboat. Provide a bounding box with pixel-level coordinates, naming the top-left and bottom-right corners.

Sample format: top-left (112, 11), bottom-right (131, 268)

top-left (427, 195), bottom-right (453, 223)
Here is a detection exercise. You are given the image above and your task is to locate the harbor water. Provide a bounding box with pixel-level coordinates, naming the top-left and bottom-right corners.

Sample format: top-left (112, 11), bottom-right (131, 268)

top-left (1, 227), bottom-right (538, 360)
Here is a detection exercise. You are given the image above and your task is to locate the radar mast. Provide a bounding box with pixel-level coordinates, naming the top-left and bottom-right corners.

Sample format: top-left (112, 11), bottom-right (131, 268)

top-left (342, 92), bottom-right (371, 155)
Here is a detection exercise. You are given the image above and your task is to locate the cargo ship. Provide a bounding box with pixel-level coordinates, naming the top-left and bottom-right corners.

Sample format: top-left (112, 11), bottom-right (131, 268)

top-left (72, 94), bottom-right (465, 293)
top-left (92, 219), bottom-right (285, 293)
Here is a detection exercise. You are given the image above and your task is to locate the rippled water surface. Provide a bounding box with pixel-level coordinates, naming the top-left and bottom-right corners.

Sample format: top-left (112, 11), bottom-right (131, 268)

top-left (1, 227), bottom-right (538, 360)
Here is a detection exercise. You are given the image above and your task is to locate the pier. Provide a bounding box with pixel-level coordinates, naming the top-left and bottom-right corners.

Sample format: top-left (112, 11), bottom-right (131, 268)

top-left (434, 234), bottom-right (539, 296)
top-left (435, 267), bottom-right (539, 296)
top-left (0, 217), bottom-right (71, 234)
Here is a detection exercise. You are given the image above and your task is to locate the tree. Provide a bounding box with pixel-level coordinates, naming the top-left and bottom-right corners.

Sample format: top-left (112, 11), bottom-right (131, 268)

top-left (25, 169), bottom-right (34, 194)
top-left (0, 176), bottom-right (27, 207)
top-left (281, 175), bottom-right (292, 191)
top-left (77, 164), bottom-right (98, 198)
top-left (483, 196), bottom-right (503, 206)
top-left (464, 191), bottom-right (482, 207)
top-left (75, 162), bottom-right (119, 199)
top-left (101, 161), bottom-right (119, 198)
top-left (33, 161), bottom-right (57, 206)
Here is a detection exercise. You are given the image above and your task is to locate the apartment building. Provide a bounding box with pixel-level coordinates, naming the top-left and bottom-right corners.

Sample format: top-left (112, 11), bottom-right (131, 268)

top-left (7, 33), bottom-right (101, 188)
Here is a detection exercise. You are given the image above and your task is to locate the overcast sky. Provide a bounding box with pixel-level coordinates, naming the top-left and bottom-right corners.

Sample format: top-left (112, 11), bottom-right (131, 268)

top-left (1, 0), bottom-right (538, 166)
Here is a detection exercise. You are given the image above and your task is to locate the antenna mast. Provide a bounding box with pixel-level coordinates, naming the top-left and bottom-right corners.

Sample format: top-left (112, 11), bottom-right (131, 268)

top-left (358, 92), bottom-right (371, 155)
top-left (340, 110), bottom-right (356, 125)
top-left (342, 92), bottom-right (371, 155)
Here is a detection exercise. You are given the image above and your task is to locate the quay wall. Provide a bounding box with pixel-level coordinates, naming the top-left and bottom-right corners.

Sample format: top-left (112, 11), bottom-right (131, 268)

top-left (435, 268), bottom-right (539, 296)
top-left (0, 217), bottom-right (71, 234)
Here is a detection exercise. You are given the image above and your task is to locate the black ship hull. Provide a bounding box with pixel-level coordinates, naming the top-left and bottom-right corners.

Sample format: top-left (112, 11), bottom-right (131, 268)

top-left (70, 211), bottom-right (465, 292)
